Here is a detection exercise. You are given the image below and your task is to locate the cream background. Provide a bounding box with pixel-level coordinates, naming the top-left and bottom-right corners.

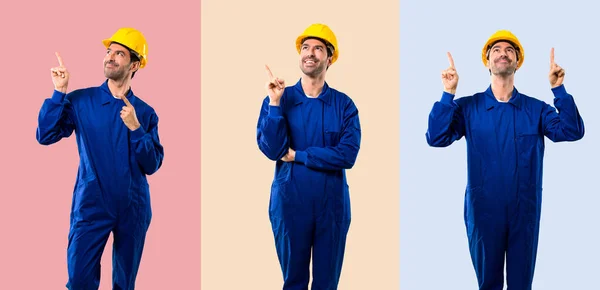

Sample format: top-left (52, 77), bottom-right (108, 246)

top-left (201, 1), bottom-right (400, 288)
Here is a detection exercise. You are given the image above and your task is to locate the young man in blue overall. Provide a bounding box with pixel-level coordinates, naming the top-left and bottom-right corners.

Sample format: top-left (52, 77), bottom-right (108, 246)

top-left (426, 30), bottom-right (584, 290)
top-left (36, 27), bottom-right (164, 290)
top-left (257, 23), bottom-right (361, 290)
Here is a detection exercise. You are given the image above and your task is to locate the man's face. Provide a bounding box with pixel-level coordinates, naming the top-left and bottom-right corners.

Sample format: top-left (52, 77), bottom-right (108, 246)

top-left (103, 43), bottom-right (137, 80)
top-left (299, 38), bottom-right (331, 77)
top-left (487, 41), bottom-right (518, 76)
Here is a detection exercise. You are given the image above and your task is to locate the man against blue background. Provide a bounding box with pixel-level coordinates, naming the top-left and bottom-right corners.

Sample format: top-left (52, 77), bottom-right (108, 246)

top-left (426, 30), bottom-right (585, 290)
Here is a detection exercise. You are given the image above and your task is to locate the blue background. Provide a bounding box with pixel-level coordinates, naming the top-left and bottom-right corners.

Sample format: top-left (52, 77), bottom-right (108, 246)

top-left (400, 0), bottom-right (599, 288)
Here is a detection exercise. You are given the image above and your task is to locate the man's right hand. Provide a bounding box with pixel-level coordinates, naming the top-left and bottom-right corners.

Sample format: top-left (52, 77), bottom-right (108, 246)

top-left (51, 52), bottom-right (69, 93)
top-left (441, 52), bottom-right (458, 95)
top-left (265, 64), bottom-right (285, 106)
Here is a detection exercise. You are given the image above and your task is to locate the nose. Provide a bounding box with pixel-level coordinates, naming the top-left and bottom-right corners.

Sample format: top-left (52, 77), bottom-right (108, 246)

top-left (106, 51), bottom-right (116, 61)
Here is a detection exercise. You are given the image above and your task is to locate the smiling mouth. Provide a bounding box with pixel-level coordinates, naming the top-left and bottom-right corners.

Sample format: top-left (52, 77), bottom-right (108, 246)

top-left (304, 59), bottom-right (318, 65)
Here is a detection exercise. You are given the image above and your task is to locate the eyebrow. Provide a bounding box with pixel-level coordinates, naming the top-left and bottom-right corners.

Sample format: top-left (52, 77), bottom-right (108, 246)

top-left (492, 44), bottom-right (515, 50)
top-left (107, 48), bottom-right (127, 53)
top-left (302, 43), bottom-right (325, 48)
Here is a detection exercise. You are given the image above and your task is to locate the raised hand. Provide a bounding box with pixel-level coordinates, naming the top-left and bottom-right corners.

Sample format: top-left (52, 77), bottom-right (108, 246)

top-left (265, 65), bottom-right (285, 106)
top-left (51, 52), bottom-right (69, 93)
top-left (549, 48), bottom-right (565, 88)
top-left (441, 52), bottom-right (459, 95)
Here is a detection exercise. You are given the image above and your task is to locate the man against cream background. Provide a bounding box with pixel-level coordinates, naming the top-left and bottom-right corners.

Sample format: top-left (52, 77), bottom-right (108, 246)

top-left (426, 30), bottom-right (584, 290)
top-left (256, 23), bottom-right (361, 289)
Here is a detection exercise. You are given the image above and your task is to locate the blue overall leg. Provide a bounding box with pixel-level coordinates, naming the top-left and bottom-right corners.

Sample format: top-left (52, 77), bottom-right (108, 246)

top-left (465, 187), bottom-right (508, 290)
top-left (505, 192), bottom-right (541, 290)
top-left (111, 195), bottom-right (152, 290)
top-left (311, 209), bottom-right (351, 290)
top-left (270, 215), bottom-right (314, 290)
top-left (66, 179), bottom-right (114, 290)
top-left (269, 176), bottom-right (315, 290)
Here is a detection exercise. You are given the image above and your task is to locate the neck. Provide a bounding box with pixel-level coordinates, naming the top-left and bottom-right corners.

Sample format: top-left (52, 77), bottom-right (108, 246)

top-left (490, 74), bottom-right (514, 102)
top-left (107, 77), bottom-right (131, 97)
top-left (301, 74), bottom-right (326, 98)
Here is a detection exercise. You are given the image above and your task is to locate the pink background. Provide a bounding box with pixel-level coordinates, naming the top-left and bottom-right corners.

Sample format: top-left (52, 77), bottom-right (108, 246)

top-left (0, 1), bottom-right (200, 289)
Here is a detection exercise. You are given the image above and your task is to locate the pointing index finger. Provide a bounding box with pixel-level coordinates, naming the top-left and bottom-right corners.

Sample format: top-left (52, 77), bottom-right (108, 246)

top-left (265, 64), bottom-right (274, 80)
top-left (550, 48), bottom-right (555, 65)
top-left (55, 52), bottom-right (65, 67)
top-left (120, 95), bottom-right (133, 107)
top-left (447, 52), bottom-right (455, 68)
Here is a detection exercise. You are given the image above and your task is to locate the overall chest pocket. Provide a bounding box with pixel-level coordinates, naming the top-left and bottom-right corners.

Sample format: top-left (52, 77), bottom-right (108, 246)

top-left (324, 129), bottom-right (341, 147)
top-left (517, 132), bottom-right (542, 155)
top-left (322, 105), bottom-right (343, 147)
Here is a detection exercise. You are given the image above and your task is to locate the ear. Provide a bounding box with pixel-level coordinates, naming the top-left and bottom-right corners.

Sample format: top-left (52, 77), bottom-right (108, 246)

top-left (130, 60), bottom-right (140, 72)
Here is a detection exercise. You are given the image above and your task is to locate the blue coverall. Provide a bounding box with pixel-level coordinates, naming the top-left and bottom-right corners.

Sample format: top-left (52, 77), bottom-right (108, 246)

top-left (256, 79), bottom-right (361, 290)
top-left (426, 84), bottom-right (584, 290)
top-left (36, 80), bottom-right (164, 290)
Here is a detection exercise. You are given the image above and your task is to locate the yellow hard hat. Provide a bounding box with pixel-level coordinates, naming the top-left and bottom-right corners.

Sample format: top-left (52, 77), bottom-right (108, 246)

top-left (482, 30), bottom-right (524, 69)
top-left (102, 27), bottom-right (148, 69)
top-left (296, 23), bottom-right (339, 64)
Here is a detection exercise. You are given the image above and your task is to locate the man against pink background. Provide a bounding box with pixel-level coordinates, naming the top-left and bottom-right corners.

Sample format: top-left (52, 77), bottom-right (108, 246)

top-left (36, 27), bottom-right (164, 289)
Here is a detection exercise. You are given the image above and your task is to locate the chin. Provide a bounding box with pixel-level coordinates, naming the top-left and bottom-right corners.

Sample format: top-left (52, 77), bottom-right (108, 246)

top-left (493, 71), bottom-right (515, 77)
